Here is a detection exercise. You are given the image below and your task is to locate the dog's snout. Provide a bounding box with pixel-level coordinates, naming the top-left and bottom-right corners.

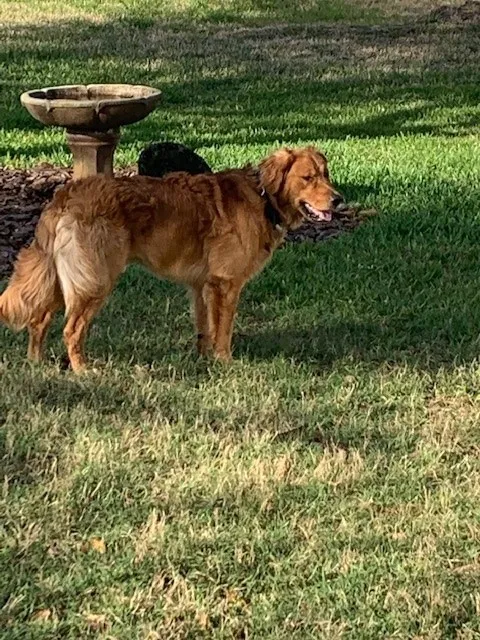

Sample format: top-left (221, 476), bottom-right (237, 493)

top-left (331, 193), bottom-right (345, 209)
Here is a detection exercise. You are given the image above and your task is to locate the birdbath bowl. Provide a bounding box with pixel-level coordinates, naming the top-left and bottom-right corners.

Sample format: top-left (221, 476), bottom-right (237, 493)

top-left (20, 84), bottom-right (161, 179)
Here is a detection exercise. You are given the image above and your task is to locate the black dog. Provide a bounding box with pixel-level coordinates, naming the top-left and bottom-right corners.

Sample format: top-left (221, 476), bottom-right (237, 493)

top-left (138, 141), bottom-right (212, 179)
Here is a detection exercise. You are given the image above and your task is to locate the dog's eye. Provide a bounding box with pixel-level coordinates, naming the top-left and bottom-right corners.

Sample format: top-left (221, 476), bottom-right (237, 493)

top-left (302, 176), bottom-right (313, 182)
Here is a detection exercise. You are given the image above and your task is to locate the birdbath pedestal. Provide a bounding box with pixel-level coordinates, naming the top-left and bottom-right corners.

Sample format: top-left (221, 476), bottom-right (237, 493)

top-left (20, 84), bottom-right (161, 179)
top-left (65, 129), bottom-right (120, 179)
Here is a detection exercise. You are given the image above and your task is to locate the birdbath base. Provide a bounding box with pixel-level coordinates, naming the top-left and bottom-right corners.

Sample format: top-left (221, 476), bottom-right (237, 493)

top-left (66, 129), bottom-right (120, 180)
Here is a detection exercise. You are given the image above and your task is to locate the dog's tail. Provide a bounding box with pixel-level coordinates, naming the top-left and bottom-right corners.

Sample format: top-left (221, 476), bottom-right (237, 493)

top-left (1, 184), bottom-right (129, 332)
top-left (0, 212), bottom-right (60, 331)
top-left (53, 215), bottom-right (112, 316)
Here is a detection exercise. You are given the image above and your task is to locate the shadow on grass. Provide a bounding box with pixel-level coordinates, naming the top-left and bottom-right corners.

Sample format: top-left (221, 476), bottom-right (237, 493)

top-left (237, 320), bottom-right (480, 370)
top-left (0, 16), bottom-right (479, 153)
top-left (0, 365), bottom-right (421, 483)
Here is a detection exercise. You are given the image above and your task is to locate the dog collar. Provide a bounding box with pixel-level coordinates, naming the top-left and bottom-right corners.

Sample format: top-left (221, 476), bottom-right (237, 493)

top-left (254, 174), bottom-right (285, 233)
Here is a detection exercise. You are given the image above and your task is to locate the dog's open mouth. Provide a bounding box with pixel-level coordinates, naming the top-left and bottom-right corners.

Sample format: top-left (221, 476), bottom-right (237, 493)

top-left (301, 201), bottom-right (332, 222)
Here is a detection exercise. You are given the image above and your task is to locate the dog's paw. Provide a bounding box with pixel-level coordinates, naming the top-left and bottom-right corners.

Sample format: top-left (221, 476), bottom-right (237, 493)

top-left (213, 350), bottom-right (232, 364)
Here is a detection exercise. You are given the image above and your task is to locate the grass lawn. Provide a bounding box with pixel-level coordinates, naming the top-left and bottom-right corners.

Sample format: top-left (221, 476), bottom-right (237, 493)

top-left (1, 0), bottom-right (480, 637)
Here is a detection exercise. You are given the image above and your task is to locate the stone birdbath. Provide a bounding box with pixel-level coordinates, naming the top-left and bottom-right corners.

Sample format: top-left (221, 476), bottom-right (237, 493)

top-left (20, 84), bottom-right (161, 179)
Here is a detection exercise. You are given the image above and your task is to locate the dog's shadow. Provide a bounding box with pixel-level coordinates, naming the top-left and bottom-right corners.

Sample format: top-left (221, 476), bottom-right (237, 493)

top-left (235, 319), bottom-right (480, 371)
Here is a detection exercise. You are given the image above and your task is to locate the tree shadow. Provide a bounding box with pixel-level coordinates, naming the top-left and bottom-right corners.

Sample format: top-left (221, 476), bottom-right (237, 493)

top-left (234, 176), bottom-right (480, 371)
top-left (0, 355), bottom-right (421, 494)
top-left (236, 319), bottom-right (480, 372)
top-left (0, 15), bottom-right (478, 155)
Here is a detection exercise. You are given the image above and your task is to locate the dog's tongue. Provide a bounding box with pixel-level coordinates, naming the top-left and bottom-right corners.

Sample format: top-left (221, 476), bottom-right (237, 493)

top-left (305, 202), bottom-right (332, 222)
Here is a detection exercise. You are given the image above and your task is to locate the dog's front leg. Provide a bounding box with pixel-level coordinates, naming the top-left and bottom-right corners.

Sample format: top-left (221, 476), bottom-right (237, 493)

top-left (204, 279), bottom-right (242, 362)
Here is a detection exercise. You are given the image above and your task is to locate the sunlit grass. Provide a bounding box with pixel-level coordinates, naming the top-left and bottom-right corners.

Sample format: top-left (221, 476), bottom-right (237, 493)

top-left (0, 0), bottom-right (382, 26)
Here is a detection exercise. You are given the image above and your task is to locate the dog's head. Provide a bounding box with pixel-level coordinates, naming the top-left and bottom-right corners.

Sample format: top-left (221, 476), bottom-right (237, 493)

top-left (259, 146), bottom-right (344, 229)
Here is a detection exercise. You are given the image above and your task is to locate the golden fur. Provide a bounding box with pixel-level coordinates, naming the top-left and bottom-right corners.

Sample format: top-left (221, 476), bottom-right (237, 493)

top-left (0, 146), bottom-right (342, 371)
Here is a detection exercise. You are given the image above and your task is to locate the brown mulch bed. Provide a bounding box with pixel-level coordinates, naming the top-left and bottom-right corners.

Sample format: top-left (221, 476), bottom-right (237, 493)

top-left (430, 0), bottom-right (480, 23)
top-left (0, 166), bottom-right (377, 281)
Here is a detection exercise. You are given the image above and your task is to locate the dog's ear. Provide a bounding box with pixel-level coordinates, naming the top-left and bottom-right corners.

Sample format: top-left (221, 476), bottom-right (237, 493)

top-left (306, 146), bottom-right (328, 172)
top-left (259, 148), bottom-right (295, 196)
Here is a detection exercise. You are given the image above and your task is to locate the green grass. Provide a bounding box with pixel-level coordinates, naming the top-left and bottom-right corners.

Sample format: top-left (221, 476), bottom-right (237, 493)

top-left (0, 0), bottom-right (384, 26)
top-left (2, 1), bottom-right (480, 638)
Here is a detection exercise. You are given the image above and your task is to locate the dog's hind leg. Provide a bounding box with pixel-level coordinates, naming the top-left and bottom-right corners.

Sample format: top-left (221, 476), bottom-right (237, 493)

top-left (61, 265), bottom-right (127, 372)
top-left (63, 296), bottom-right (107, 373)
top-left (54, 217), bottom-right (129, 371)
top-left (27, 296), bottom-right (62, 363)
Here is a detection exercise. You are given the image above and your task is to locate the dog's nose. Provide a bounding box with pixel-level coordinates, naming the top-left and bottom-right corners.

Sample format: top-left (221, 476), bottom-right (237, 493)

top-left (331, 193), bottom-right (345, 209)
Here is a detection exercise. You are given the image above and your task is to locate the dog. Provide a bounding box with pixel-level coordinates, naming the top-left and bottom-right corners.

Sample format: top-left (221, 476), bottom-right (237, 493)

top-left (0, 146), bottom-right (343, 372)
top-left (138, 141), bottom-right (212, 178)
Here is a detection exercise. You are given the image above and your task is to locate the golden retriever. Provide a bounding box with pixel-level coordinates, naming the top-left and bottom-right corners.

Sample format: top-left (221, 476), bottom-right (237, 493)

top-left (0, 146), bottom-right (343, 371)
